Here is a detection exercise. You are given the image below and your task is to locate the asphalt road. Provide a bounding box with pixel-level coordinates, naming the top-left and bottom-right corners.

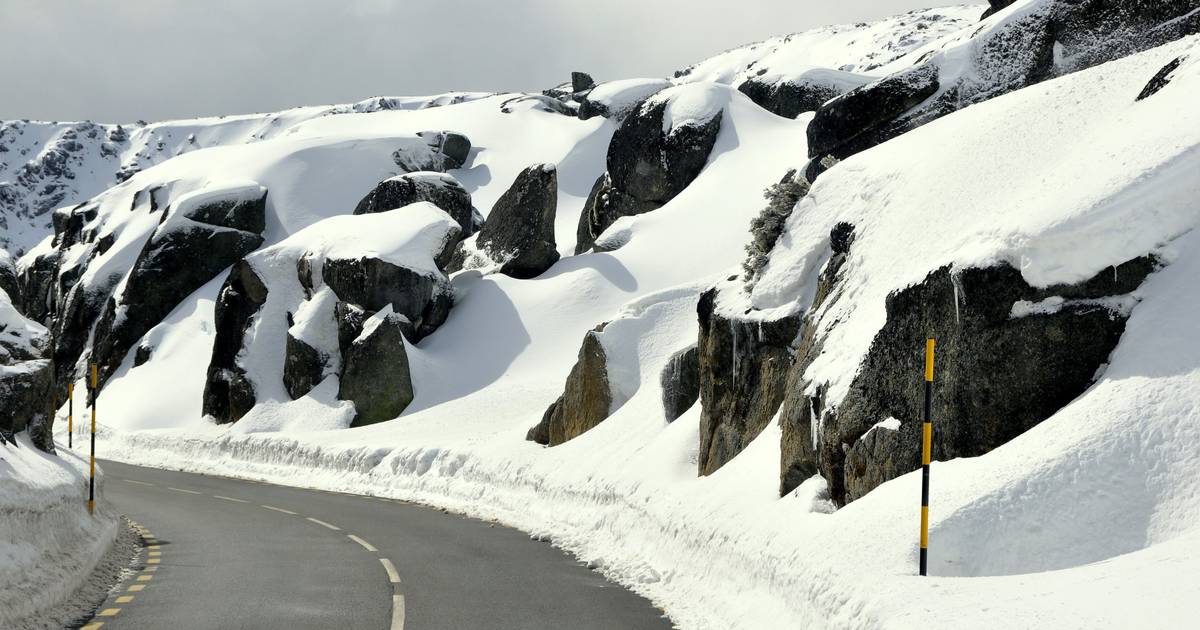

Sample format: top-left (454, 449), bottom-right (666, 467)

top-left (81, 460), bottom-right (671, 630)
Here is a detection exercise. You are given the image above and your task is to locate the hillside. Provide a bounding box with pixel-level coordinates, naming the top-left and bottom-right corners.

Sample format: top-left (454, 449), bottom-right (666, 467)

top-left (3, 1), bottom-right (1199, 628)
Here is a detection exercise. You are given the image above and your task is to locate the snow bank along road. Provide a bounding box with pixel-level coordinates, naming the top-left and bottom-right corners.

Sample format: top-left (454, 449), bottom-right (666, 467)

top-left (82, 460), bottom-right (670, 630)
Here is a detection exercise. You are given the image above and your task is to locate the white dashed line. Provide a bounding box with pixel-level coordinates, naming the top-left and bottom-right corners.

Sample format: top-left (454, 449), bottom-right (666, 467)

top-left (380, 558), bottom-right (401, 584)
top-left (123, 479), bottom-right (154, 486)
top-left (348, 534), bottom-right (378, 552)
top-left (261, 504), bottom-right (297, 515)
top-left (390, 594), bottom-right (406, 630)
top-left (213, 495), bottom-right (249, 503)
top-left (168, 487), bottom-right (202, 495)
top-left (306, 517), bottom-right (341, 531)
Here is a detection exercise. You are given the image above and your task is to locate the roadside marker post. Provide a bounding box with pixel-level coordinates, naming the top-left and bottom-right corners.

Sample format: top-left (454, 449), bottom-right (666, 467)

top-left (89, 363), bottom-right (97, 515)
top-left (68, 383), bottom-right (74, 449)
top-left (919, 338), bottom-right (935, 576)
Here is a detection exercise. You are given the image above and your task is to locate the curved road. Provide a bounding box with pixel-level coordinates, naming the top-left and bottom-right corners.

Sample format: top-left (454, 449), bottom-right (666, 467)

top-left (81, 460), bottom-right (670, 630)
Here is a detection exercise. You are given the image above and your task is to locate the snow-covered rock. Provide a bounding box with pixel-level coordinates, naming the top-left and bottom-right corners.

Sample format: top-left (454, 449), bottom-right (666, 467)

top-left (576, 83), bottom-right (729, 253)
top-left (449, 163), bottom-right (559, 278)
top-left (807, 0), bottom-right (1200, 170)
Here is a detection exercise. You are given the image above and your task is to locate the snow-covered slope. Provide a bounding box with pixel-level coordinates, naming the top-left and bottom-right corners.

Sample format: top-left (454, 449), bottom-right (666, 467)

top-left (0, 435), bottom-right (119, 629)
top-left (673, 5), bottom-right (981, 85)
top-left (0, 93), bottom-right (489, 254)
top-left (4, 5), bottom-right (1199, 629)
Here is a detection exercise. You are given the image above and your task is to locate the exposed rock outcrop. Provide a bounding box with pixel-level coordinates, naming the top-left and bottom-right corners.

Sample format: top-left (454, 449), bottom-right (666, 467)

top-left (0, 289), bottom-right (54, 451)
top-left (737, 69), bottom-right (872, 119)
top-left (282, 332), bottom-right (327, 400)
top-left (93, 186), bottom-right (267, 384)
top-left (526, 323), bottom-right (612, 446)
top-left (396, 131), bottom-right (472, 172)
top-left (576, 86), bottom-right (724, 253)
top-left (338, 308), bottom-right (414, 427)
top-left (0, 250), bottom-right (19, 307)
top-left (204, 209), bottom-right (459, 424)
top-left (323, 256), bottom-right (452, 343)
top-left (660, 345), bottom-right (700, 422)
top-left (781, 256), bottom-right (1156, 505)
top-left (696, 288), bottom-right (801, 476)
top-left (202, 260), bottom-right (269, 424)
top-left (449, 164), bottom-right (560, 279)
top-left (981, 0), bottom-right (1018, 20)
top-left (352, 172), bottom-right (476, 238)
top-left (807, 0), bottom-right (1200, 171)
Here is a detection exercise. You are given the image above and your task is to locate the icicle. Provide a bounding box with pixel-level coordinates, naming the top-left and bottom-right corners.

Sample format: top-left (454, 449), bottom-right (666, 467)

top-left (950, 269), bottom-right (964, 326)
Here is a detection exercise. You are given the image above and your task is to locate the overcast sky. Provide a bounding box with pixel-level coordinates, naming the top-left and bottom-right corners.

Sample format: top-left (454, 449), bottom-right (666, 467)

top-left (1, 0), bottom-right (944, 123)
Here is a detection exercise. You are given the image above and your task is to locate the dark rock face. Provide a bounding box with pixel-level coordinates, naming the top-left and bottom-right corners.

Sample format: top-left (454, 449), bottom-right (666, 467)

top-left (322, 257), bottom-right (452, 343)
top-left (696, 288), bottom-right (801, 475)
top-left (93, 191), bottom-right (266, 384)
top-left (782, 256), bottom-right (1155, 506)
top-left (572, 71), bottom-right (596, 93)
top-left (575, 174), bottom-right (657, 255)
top-left (526, 323), bottom-right (613, 446)
top-left (660, 345), bottom-right (700, 422)
top-left (457, 163), bottom-right (559, 279)
top-left (777, 245), bottom-right (853, 495)
top-left (338, 311), bottom-right (414, 427)
top-left (352, 172), bottom-right (476, 238)
top-left (808, 0), bottom-right (1200, 166)
top-left (808, 64), bottom-right (941, 163)
top-left (50, 271), bottom-right (120, 395)
top-left (981, 0), bottom-right (1017, 20)
top-left (576, 97), bottom-right (722, 253)
top-left (202, 260), bottom-right (269, 424)
top-left (0, 255), bottom-right (18, 307)
top-left (0, 359), bottom-right (54, 451)
top-left (404, 131), bottom-right (472, 172)
top-left (1137, 55), bottom-right (1186, 100)
top-left (283, 333), bottom-right (327, 400)
top-left (737, 71), bottom-right (869, 119)
top-left (18, 251), bottom-right (59, 323)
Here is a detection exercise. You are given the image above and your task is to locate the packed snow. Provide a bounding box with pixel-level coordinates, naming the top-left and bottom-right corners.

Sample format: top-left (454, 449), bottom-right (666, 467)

top-left (0, 435), bottom-right (118, 628)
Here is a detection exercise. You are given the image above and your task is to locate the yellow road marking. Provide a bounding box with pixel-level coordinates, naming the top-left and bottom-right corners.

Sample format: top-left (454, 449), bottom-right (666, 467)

top-left (136, 575), bottom-right (153, 582)
top-left (306, 517), bottom-right (341, 531)
top-left (116, 596), bottom-right (134, 604)
top-left (148, 558), bottom-right (161, 564)
top-left (81, 623), bottom-right (104, 630)
top-left (123, 479), bottom-right (154, 486)
top-left (148, 545), bottom-right (161, 550)
top-left (127, 585), bottom-right (145, 592)
top-left (261, 504), bottom-right (297, 515)
top-left (149, 551), bottom-right (161, 556)
top-left (380, 558), bottom-right (401, 584)
top-left (168, 487), bottom-right (202, 495)
top-left (98, 608), bottom-right (121, 617)
top-left (144, 566), bottom-right (159, 572)
top-left (348, 534), bottom-right (378, 552)
top-left (214, 495), bottom-right (249, 503)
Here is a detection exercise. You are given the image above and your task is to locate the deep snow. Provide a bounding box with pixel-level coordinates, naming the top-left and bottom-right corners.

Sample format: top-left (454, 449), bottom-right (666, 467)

top-left (2, 6), bottom-right (1196, 629)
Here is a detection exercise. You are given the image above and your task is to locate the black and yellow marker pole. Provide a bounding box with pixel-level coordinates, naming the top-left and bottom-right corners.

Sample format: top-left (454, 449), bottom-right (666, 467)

top-left (919, 338), bottom-right (935, 576)
top-left (68, 383), bottom-right (74, 449)
top-left (88, 363), bottom-right (97, 515)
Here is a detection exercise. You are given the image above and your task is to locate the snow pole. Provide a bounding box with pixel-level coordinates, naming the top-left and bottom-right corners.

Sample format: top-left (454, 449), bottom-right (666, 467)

top-left (68, 383), bottom-right (74, 449)
top-left (919, 338), bottom-right (935, 576)
top-left (88, 363), bottom-right (97, 515)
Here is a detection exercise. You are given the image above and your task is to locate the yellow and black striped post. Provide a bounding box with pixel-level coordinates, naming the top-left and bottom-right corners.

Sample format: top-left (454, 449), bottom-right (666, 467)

top-left (919, 338), bottom-right (935, 576)
top-left (88, 364), bottom-right (97, 515)
top-left (68, 383), bottom-right (74, 449)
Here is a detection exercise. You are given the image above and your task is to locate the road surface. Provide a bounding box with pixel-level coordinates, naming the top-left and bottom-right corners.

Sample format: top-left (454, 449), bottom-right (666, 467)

top-left (80, 460), bottom-right (671, 630)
